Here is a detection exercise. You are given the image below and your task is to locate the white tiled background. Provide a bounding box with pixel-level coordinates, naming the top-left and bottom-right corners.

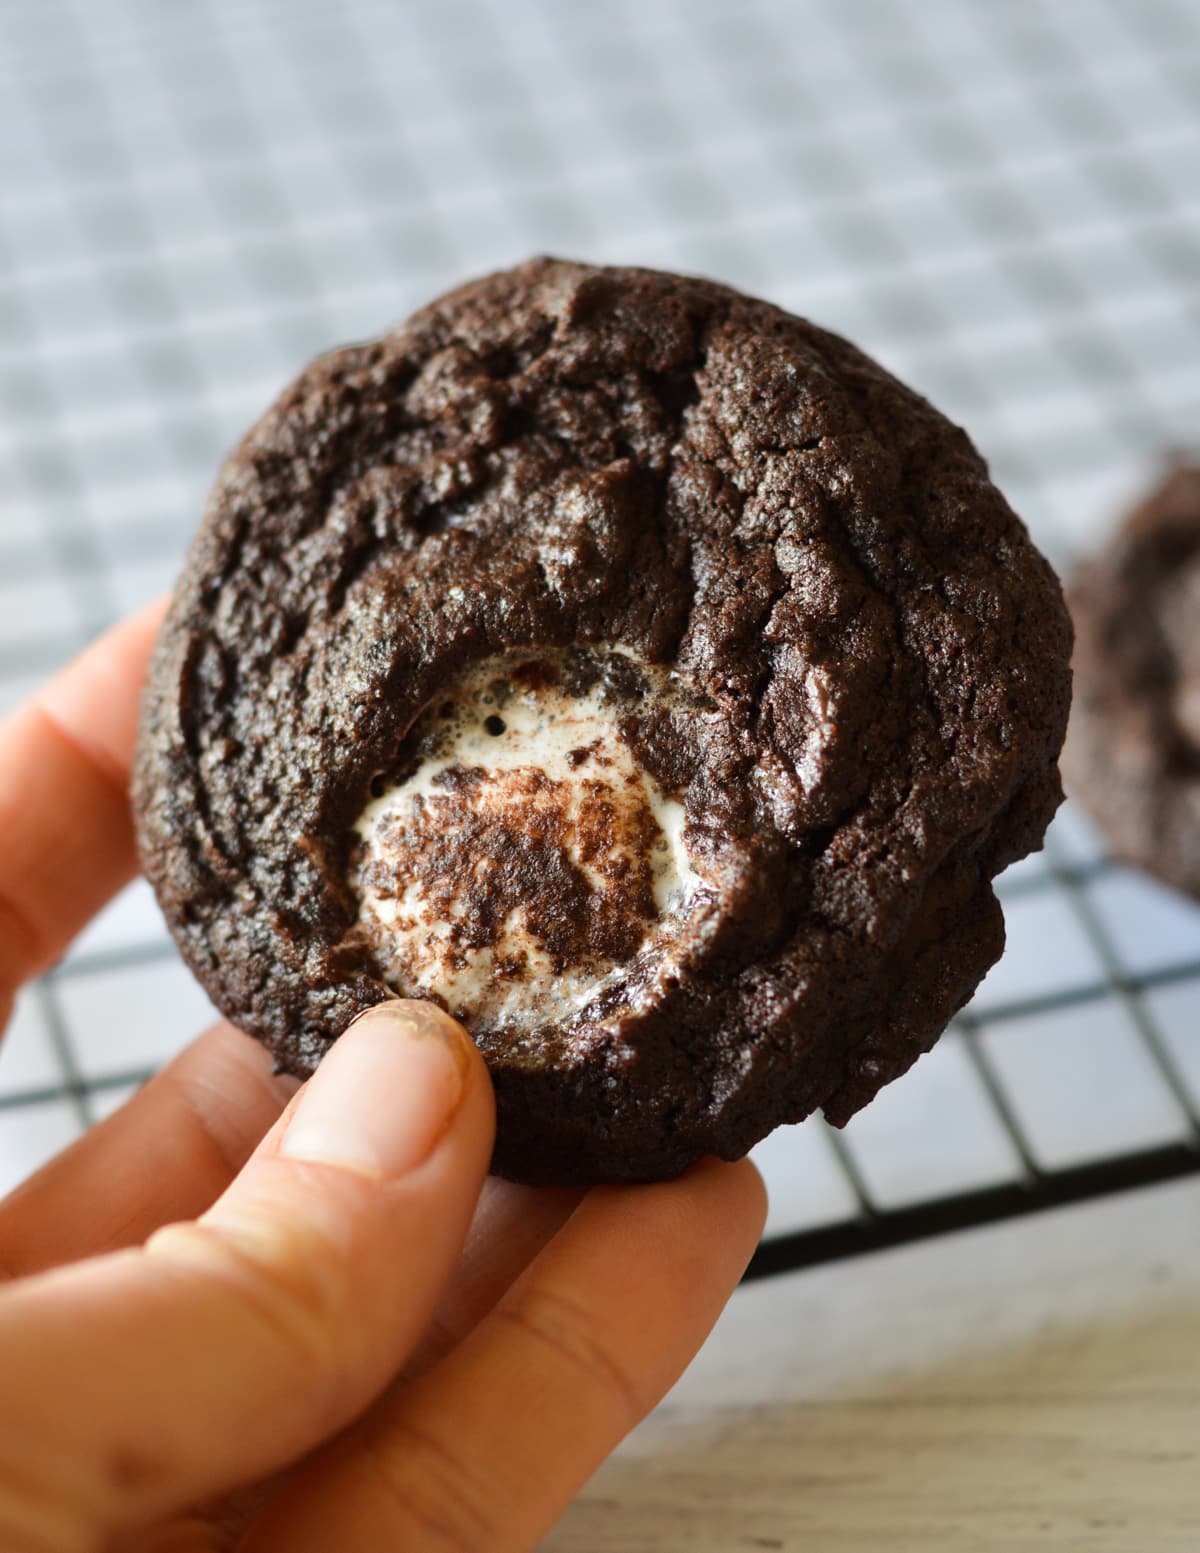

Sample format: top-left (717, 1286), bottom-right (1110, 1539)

top-left (2, 0), bottom-right (1200, 1259)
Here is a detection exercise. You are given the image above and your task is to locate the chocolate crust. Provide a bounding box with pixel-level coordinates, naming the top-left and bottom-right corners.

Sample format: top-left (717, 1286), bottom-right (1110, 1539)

top-left (1066, 464), bottom-right (1200, 897)
top-left (134, 257), bottom-right (1072, 1184)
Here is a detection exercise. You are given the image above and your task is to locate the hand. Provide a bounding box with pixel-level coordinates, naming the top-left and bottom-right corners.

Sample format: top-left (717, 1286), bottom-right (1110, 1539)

top-left (0, 605), bottom-right (766, 1552)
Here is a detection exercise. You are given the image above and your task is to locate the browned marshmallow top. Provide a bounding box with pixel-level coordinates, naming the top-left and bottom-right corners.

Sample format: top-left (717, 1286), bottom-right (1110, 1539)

top-left (349, 647), bottom-right (704, 1030)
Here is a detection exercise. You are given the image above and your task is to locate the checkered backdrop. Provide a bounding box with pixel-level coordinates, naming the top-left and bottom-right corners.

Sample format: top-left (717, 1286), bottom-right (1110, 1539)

top-left (2, 0), bottom-right (1200, 1270)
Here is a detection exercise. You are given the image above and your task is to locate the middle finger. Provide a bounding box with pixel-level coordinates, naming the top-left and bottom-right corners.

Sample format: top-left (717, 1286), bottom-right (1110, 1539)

top-left (405, 1176), bottom-right (584, 1375)
top-left (0, 1019), bottom-right (297, 1279)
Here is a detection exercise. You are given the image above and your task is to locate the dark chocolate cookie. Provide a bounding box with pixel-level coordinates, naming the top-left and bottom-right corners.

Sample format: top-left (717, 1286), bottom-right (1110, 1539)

top-left (1066, 463), bottom-right (1200, 896)
top-left (134, 257), bottom-right (1072, 1185)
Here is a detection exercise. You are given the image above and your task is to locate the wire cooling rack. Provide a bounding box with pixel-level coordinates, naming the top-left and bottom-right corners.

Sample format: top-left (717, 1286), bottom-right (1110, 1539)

top-left (2, 0), bottom-right (1200, 1279)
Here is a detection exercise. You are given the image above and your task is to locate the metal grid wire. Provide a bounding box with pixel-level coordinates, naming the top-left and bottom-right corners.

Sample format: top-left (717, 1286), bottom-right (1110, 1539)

top-left (2, 0), bottom-right (1200, 1277)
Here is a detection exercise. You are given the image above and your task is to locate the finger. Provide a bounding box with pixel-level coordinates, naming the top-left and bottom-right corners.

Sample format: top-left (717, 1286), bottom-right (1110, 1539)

top-left (0, 1020), bottom-right (298, 1280)
top-left (404, 1177), bottom-right (584, 1376)
top-left (0, 598), bottom-right (166, 1018)
top-left (0, 1001), bottom-right (494, 1545)
top-left (246, 1155), bottom-right (767, 1553)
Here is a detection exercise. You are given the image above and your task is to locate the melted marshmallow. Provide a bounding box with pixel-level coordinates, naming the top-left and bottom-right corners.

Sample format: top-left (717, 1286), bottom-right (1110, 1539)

top-left (349, 650), bottom-right (704, 1030)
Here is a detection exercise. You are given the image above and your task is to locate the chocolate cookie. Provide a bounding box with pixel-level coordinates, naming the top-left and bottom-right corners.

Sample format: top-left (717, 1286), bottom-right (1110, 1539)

top-left (1066, 463), bottom-right (1200, 896)
top-left (134, 257), bottom-right (1072, 1185)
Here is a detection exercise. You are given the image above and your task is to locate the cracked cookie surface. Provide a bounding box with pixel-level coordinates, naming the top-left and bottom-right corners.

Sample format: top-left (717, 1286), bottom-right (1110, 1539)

top-left (134, 257), bottom-right (1072, 1184)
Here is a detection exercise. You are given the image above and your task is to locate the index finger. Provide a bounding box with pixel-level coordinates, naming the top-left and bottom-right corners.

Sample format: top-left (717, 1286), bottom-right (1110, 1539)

top-left (0, 598), bottom-right (166, 1019)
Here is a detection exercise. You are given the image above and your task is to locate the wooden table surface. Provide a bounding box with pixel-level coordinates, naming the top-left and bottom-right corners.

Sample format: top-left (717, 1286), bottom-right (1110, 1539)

top-left (548, 1177), bottom-right (1200, 1551)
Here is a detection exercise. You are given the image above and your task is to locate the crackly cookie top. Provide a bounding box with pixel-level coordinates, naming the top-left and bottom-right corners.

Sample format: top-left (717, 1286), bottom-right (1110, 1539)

top-left (135, 257), bottom-right (1072, 1184)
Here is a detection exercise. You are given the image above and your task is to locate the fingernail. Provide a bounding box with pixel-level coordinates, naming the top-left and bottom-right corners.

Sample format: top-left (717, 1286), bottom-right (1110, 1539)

top-left (279, 1001), bottom-right (473, 1178)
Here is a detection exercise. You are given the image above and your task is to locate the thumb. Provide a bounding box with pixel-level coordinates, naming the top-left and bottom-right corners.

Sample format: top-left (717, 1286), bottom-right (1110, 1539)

top-left (0, 1000), bottom-right (493, 1548)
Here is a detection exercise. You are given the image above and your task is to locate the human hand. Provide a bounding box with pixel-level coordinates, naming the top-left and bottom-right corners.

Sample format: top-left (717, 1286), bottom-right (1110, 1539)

top-left (0, 605), bottom-right (766, 1551)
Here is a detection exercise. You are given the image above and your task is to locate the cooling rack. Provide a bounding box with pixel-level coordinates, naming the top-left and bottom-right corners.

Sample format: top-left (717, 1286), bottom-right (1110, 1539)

top-left (2, 0), bottom-right (1199, 1278)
